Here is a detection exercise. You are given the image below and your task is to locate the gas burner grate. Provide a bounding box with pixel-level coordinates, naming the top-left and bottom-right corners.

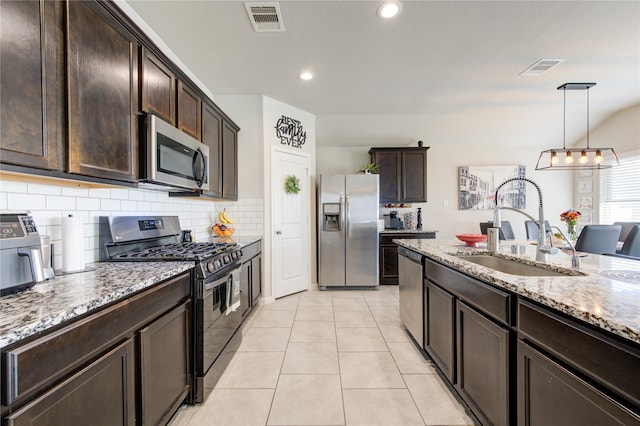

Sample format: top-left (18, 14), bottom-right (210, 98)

top-left (110, 242), bottom-right (237, 261)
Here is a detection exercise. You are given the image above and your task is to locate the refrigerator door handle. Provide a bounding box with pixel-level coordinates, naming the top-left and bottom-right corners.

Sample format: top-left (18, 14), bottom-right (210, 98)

top-left (340, 194), bottom-right (346, 239)
top-left (346, 194), bottom-right (351, 239)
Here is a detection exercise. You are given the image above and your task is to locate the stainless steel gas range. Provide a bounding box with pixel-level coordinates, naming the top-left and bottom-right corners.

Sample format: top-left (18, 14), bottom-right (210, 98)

top-left (99, 216), bottom-right (244, 403)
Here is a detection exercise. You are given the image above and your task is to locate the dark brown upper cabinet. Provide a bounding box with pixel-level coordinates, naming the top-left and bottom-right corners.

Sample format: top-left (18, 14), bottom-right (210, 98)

top-left (177, 80), bottom-right (202, 141)
top-left (202, 101), bottom-right (223, 198)
top-left (67, 0), bottom-right (138, 182)
top-left (369, 147), bottom-right (429, 203)
top-left (141, 47), bottom-right (176, 125)
top-left (222, 120), bottom-right (239, 200)
top-left (0, 0), bottom-right (65, 171)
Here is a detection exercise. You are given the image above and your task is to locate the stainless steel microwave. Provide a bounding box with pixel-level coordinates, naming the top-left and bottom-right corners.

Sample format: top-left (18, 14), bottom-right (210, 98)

top-left (140, 114), bottom-right (209, 191)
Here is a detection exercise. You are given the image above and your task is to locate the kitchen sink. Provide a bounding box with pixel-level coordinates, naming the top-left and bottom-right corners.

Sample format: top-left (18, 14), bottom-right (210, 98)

top-left (454, 255), bottom-right (585, 277)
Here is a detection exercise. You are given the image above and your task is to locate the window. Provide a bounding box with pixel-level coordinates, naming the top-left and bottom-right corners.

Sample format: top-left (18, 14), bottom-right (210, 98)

top-left (599, 151), bottom-right (640, 223)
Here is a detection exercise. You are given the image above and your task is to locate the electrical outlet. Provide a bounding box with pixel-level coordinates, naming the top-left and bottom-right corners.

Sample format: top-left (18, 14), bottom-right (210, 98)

top-left (443, 199), bottom-right (449, 207)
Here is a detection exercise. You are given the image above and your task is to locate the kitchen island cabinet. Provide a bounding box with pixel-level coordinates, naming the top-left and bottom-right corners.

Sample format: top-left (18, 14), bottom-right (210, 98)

top-left (396, 239), bottom-right (640, 425)
top-left (424, 257), bottom-right (511, 425)
top-left (1, 263), bottom-right (193, 424)
top-left (424, 279), bottom-right (456, 382)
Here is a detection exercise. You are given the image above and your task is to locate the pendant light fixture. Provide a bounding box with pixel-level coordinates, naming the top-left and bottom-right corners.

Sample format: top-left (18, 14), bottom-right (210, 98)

top-left (536, 83), bottom-right (619, 170)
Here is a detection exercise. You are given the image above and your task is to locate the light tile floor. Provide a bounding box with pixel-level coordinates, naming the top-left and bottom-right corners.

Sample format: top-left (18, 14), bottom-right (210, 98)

top-left (169, 286), bottom-right (475, 426)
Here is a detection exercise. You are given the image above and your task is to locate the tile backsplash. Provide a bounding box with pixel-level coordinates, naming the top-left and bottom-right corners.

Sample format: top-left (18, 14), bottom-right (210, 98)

top-left (0, 178), bottom-right (263, 268)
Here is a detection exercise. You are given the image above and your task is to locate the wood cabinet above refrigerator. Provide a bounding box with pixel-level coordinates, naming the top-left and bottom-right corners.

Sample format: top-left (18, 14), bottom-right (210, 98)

top-left (369, 147), bottom-right (429, 203)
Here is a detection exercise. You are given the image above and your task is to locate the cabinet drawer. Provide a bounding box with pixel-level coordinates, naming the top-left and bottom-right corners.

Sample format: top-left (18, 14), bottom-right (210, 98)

top-left (425, 259), bottom-right (511, 325)
top-left (3, 272), bottom-right (190, 405)
top-left (518, 299), bottom-right (640, 408)
top-left (518, 340), bottom-right (640, 424)
top-left (5, 339), bottom-right (136, 426)
top-left (380, 233), bottom-right (434, 244)
top-left (242, 240), bottom-right (262, 260)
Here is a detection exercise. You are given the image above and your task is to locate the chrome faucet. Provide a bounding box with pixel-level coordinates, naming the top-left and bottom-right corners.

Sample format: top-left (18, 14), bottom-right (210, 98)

top-left (494, 177), bottom-right (555, 262)
top-left (550, 226), bottom-right (581, 268)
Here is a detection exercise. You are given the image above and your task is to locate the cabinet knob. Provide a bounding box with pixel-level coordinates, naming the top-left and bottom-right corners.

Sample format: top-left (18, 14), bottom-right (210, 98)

top-left (275, 230), bottom-right (282, 235)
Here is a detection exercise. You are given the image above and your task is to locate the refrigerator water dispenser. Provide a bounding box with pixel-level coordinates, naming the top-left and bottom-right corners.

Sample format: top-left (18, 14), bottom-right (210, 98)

top-left (322, 203), bottom-right (341, 231)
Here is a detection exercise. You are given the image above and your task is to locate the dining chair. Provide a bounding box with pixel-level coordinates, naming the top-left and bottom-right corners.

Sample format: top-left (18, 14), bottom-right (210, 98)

top-left (574, 225), bottom-right (622, 255)
top-left (613, 221), bottom-right (640, 242)
top-left (524, 220), bottom-right (551, 240)
top-left (480, 221), bottom-right (515, 240)
top-left (617, 225), bottom-right (640, 257)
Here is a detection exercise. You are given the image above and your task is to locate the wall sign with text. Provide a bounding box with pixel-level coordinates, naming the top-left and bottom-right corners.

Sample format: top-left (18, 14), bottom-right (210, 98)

top-left (275, 115), bottom-right (306, 149)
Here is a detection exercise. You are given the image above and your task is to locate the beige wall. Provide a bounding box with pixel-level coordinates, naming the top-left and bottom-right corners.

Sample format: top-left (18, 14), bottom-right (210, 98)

top-left (317, 144), bottom-right (573, 240)
top-left (572, 103), bottom-right (640, 225)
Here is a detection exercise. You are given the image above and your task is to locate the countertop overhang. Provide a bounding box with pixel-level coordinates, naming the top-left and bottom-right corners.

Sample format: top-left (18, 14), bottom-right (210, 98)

top-left (0, 262), bottom-right (194, 349)
top-left (394, 238), bottom-right (640, 345)
top-left (0, 237), bottom-right (264, 349)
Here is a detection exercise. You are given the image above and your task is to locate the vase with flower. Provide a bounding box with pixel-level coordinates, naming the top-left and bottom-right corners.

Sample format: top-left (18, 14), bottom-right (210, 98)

top-left (560, 209), bottom-right (581, 242)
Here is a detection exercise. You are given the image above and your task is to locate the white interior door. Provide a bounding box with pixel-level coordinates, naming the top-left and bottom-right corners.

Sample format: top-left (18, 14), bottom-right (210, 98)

top-left (272, 149), bottom-right (310, 298)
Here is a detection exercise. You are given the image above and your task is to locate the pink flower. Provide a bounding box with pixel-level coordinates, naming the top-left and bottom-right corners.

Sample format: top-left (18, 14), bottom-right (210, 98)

top-left (560, 209), bottom-right (581, 225)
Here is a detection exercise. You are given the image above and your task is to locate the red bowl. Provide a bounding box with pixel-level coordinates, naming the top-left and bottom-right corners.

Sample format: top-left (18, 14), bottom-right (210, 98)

top-left (455, 233), bottom-right (488, 247)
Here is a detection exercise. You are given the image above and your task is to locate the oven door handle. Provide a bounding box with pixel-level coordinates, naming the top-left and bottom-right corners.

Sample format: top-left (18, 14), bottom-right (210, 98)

top-left (203, 265), bottom-right (242, 292)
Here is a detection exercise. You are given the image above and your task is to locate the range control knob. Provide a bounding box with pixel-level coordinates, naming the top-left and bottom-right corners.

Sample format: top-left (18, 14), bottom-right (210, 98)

top-left (206, 260), bottom-right (215, 273)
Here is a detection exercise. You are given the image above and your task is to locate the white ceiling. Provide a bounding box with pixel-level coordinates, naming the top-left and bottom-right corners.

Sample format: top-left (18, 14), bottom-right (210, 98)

top-left (124, 1), bottom-right (640, 148)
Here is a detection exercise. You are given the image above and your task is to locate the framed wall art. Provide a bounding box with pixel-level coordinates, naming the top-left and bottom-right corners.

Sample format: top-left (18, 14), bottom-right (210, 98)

top-left (578, 180), bottom-right (593, 194)
top-left (458, 165), bottom-right (526, 210)
top-left (578, 196), bottom-right (593, 210)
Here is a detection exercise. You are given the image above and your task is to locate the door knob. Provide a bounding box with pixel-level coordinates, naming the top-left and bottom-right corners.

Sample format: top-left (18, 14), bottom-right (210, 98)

top-left (275, 230), bottom-right (282, 235)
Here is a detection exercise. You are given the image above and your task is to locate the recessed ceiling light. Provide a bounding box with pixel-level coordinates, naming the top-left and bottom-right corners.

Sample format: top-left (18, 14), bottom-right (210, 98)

top-left (299, 71), bottom-right (314, 81)
top-left (378, 1), bottom-right (402, 19)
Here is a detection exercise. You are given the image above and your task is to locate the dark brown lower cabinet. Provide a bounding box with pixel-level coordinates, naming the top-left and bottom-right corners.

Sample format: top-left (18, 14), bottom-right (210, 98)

top-left (241, 240), bottom-right (262, 308)
top-left (239, 260), bottom-right (252, 318)
top-left (250, 253), bottom-right (262, 307)
top-left (1, 272), bottom-right (192, 425)
top-left (5, 339), bottom-right (135, 426)
top-left (517, 340), bottom-right (640, 425)
top-left (420, 258), bottom-right (640, 425)
top-left (424, 279), bottom-right (456, 382)
top-left (379, 232), bottom-right (435, 285)
top-left (456, 301), bottom-right (510, 426)
top-left (139, 300), bottom-right (191, 426)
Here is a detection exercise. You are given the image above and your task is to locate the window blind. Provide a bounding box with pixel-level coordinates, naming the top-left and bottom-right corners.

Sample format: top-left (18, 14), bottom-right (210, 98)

top-left (600, 151), bottom-right (640, 223)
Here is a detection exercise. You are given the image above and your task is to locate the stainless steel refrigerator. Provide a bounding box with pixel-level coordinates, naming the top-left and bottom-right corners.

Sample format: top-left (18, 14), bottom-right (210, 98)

top-left (318, 174), bottom-right (379, 288)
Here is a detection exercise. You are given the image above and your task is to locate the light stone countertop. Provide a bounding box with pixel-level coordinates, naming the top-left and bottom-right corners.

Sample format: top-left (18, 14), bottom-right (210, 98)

top-left (0, 261), bottom-right (193, 349)
top-left (208, 235), bottom-right (262, 248)
top-left (380, 229), bottom-right (438, 234)
top-left (394, 238), bottom-right (640, 345)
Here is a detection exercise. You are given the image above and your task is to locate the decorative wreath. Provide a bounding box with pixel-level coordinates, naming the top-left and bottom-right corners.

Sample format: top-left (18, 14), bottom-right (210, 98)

top-left (285, 174), bottom-right (301, 194)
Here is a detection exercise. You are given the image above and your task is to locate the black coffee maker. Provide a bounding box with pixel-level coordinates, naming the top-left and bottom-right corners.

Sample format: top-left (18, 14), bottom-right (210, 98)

top-left (388, 211), bottom-right (404, 229)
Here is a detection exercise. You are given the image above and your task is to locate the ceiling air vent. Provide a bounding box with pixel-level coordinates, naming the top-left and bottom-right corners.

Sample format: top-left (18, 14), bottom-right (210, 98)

top-left (245, 2), bottom-right (285, 32)
top-left (520, 59), bottom-right (565, 76)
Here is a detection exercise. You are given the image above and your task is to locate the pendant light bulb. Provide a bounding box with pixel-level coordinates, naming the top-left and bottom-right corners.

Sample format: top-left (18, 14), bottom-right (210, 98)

top-left (564, 151), bottom-right (574, 164)
top-left (594, 149), bottom-right (604, 164)
top-left (579, 150), bottom-right (589, 164)
top-left (550, 151), bottom-right (559, 165)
